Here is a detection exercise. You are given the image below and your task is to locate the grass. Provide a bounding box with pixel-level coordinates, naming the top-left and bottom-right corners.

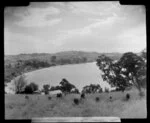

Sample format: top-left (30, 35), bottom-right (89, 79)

top-left (5, 88), bottom-right (147, 119)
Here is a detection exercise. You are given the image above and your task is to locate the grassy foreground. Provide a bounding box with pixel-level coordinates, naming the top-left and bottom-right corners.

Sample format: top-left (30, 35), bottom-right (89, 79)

top-left (5, 88), bottom-right (147, 119)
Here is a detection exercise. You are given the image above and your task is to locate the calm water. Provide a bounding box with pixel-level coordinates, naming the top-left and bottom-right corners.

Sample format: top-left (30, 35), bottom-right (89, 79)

top-left (6, 62), bottom-right (112, 93)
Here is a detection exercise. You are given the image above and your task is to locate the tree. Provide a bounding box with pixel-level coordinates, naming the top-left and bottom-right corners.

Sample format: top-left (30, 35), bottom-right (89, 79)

top-left (119, 52), bottom-right (146, 92)
top-left (50, 85), bottom-right (61, 91)
top-left (141, 48), bottom-right (146, 60)
top-left (82, 57), bottom-right (87, 62)
top-left (82, 84), bottom-right (102, 94)
top-left (96, 52), bottom-right (146, 94)
top-left (43, 84), bottom-right (50, 94)
top-left (51, 56), bottom-right (56, 63)
top-left (13, 74), bottom-right (27, 94)
top-left (59, 78), bottom-right (76, 93)
top-left (24, 82), bottom-right (39, 94)
top-left (104, 87), bottom-right (109, 93)
top-left (71, 88), bottom-right (80, 94)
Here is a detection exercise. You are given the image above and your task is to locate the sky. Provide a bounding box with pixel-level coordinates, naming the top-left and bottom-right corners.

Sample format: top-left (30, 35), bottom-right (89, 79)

top-left (4, 1), bottom-right (146, 55)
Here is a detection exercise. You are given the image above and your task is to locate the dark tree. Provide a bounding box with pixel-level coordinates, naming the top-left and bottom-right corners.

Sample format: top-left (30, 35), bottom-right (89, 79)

top-left (24, 82), bottom-right (39, 94)
top-left (96, 52), bottom-right (146, 93)
top-left (119, 52), bottom-right (146, 92)
top-left (82, 84), bottom-right (102, 94)
top-left (59, 78), bottom-right (76, 93)
top-left (43, 84), bottom-right (50, 94)
top-left (50, 85), bottom-right (61, 91)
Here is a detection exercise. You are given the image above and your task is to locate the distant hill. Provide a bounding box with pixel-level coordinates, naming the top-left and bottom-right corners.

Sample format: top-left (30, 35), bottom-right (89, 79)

top-left (5, 51), bottom-right (123, 65)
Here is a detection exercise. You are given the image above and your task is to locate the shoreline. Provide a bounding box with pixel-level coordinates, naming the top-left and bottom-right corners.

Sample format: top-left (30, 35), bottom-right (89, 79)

top-left (6, 61), bottom-right (96, 83)
top-left (5, 61), bottom-right (96, 94)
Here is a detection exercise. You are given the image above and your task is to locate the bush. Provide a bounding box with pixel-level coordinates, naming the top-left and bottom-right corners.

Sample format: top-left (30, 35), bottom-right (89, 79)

top-left (43, 84), bottom-right (50, 95)
top-left (95, 97), bottom-right (100, 102)
top-left (56, 93), bottom-right (62, 98)
top-left (109, 96), bottom-right (112, 100)
top-left (48, 96), bottom-right (51, 100)
top-left (24, 82), bottom-right (39, 94)
top-left (105, 88), bottom-right (109, 93)
top-left (125, 93), bottom-right (130, 101)
top-left (25, 95), bottom-right (29, 100)
top-left (74, 98), bottom-right (79, 105)
top-left (81, 93), bottom-right (85, 99)
top-left (139, 91), bottom-right (145, 97)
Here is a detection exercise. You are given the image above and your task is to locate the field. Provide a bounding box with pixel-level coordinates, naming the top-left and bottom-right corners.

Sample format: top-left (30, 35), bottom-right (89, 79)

top-left (5, 88), bottom-right (147, 119)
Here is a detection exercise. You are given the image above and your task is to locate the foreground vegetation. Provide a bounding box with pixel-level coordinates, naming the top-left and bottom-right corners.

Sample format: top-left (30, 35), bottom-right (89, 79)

top-left (5, 88), bottom-right (146, 119)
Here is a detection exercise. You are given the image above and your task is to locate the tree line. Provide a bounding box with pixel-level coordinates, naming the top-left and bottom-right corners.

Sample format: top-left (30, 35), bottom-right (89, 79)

top-left (9, 75), bottom-right (104, 95)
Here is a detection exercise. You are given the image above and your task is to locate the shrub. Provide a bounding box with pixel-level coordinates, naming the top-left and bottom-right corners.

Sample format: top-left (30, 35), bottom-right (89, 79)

top-left (109, 96), bottom-right (112, 100)
top-left (105, 88), bottom-right (109, 93)
top-left (139, 91), bottom-right (145, 97)
top-left (57, 93), bottom-right (62, 98)
top-left (74, 98), bottom-right (79, 105)
top-left (81, 93), bottom-right (85, 99)
top-left (48, 96), bottom-right (51, 100)
top-left (95, 97), bottom-right (100, 102)
top-left (25, 95), bottom-right (29, 100)
top-left (126, 93), bottom-right (130, 100)
top-left (43, 84), bottom-right (50, 95)
top-left (24, 82), bottom-right (39, 94)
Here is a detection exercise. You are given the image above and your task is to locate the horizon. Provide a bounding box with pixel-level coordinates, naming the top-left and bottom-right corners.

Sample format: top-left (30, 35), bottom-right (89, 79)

top-left (4, 2), bottom-right (146, 55)
top-left (4, 49), bottom-right (142, 56)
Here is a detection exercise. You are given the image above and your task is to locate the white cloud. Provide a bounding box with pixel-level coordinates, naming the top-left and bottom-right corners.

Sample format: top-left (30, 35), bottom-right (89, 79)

top-left (52, 12), bottom-right (118, 46)
top-left (14, 7), bottom-right (61, 27)
top-left (69, 1), bottom-right (120, 16)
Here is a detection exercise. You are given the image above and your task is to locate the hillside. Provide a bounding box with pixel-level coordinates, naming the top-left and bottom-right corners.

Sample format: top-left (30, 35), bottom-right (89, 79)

top-left (5, 51), bottom-right (122, 65)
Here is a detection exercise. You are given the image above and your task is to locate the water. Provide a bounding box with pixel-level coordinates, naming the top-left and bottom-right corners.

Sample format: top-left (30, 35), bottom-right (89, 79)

top-left (5, 62), bottom-right (112, 93)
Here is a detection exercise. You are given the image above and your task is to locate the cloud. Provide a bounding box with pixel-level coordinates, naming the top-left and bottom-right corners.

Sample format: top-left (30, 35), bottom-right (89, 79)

top-left (16, 18), bottom-right (62, 27)
top-left (4, 2), bottom-right (146, 54)
top-left (12, 6), bottom-right (61, 27)
top-left (51, 12), bottom-right (119, 46)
